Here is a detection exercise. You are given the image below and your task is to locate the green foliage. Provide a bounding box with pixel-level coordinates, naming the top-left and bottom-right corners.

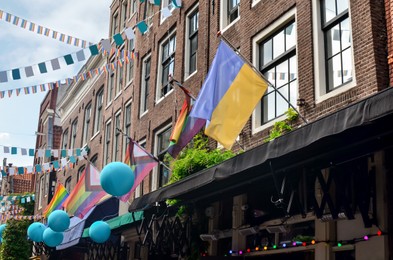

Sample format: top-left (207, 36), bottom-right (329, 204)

top-left (166, 134), bottom-right (235, 212)
top-left (167, 134), bottom-right (235, 186)
top-left (0, 219), bottom-right (32, 260)
top-left (264, 108), bottom-right (298, 142)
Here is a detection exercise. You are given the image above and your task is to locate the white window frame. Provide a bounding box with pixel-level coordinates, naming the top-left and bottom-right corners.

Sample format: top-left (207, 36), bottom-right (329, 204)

top-left (107, 72), bottom-right (115, 106)
top-left (312, 0), bottom-right (356, 104)
top-left (70, 118), bottom-right (78, 150)
top-left (62, 129), bottom-right (69, 150)
top-left (104, 119), bottom-right (112, 165)
top-left (184, 4), bottom-right (199, 80)
top-left (151, 124), bottom-right (172, 191)
top-left (252, 8), bottom-right (297, 135)
top-left (123, 100), bottom-right (132, 159)
top-left (82, 103), bottom-right (92, 145)
top-left (160, 0), bottom-right (175, 23)
top-left (156, 31), bottom-right (176, 104)
top-left (135, 139), bottom-right (146, 198)
top-left (121, 0), bottom-right (128, 30)
top-left (111, 11), bottom-right (119, 36)
top-left (126, 38), bottom-right (135, 86)
top-left (94, 87), bottom-right (104, 134)
top-left (220, 0), bottom-right (240, 32)
top-left (113, 110), bottom-right (122, 161)
top-left (129, 0), bottom-right (137, 17)
top-left (116, 56), bottom-right (124, 98)
top-left (140, 54), bottom-right (151, 117)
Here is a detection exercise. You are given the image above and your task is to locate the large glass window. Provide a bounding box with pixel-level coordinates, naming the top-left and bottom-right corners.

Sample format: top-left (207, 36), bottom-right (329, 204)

top-left (62, 129), bottom-right (69, 150)
top-left (156, 127), bottom-right (171, 187)
top-left (65, 177), bottom-right (72, 193)
top-left (259, 21), bottom-right (297, 123)
top-left (186, 8), bottom-right (198, 77)
top-left (70, 119), bottom-right (78, 150)
top-left (113, 112), bottom-right (121, 161)
top-left (140, 55), bottom-right (151, 115)
top-left (228, 0), bottom-right (240, 23)
top-left (104, 120), bottom-right (112, 165)
top-left (112, 13), bottom-right (119, 35)
top-left (127, 39), bottom-right (135, 83)
top-left (94, 88), bottom-right (104, 133)
top-left (107, 73), bottom-right (115, 104)
top-left (83, 103), bottom-right (91, 144)
top-left (121, 1), bottom-right (128, 30)
top-left (124, 101), bottom-right (132, 158)
top-left (159, 34), bottom-right (176, 98)
top-left (321, 0), bottom-right (352, 92)
top-left (130, 0), bottom-right (137, 15)
top-left (116, 63), bottom-right (123, 95)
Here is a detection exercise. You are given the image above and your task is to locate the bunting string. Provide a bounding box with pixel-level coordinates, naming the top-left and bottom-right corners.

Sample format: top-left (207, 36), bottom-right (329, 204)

top-left (0, 9), bottom-right (93, 48)
top-left (0, 150), bottom-right (87, 176)
top-left (0, 144), bottom-right (89, 159)
top-left (0, 49), bottom-right (137, 99)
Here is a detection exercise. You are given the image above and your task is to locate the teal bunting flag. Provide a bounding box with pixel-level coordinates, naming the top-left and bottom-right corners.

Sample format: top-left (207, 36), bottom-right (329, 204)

top-left (29, 149), bottom-right (35, 156)
top-left (35, 164), bottom-right (42, 173)
top-left (172, 0), bottom-right (181, 8)
top-left (69, 156), bottom-right (76, 163)
top-left (64, 54), bottom-right (74, 65)
top-left (113, 33), bottom-right (124, 46)
top-left (12, 69), bottom-right (21, 80)
top-left (137, 21), bottom-right (148, 34)
top-left (61, 149), bottom-right (67, 158)
top-left (89, 45), bottom-right (99, 56)
top-left (11, 147), bottom-right (17, 154)
top-left (21, 198), bottom-right (26, 204)
top-left (76, 148), bottom-right (81, 156)
top-left (53, 161), bottom-right (59, 169)
top-left (38, 62), bottom-right (47, 73)
top-left (45, 149), bottom-right (51, 157)
top-left (18, 167), bottom-right (24, 174)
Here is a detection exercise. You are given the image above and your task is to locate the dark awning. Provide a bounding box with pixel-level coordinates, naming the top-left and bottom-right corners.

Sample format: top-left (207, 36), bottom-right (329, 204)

top-left (129, 87), bottom-right (393, 212)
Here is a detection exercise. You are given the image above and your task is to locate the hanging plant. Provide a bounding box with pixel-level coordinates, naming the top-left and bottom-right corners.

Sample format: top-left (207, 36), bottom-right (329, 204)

top-left (264, 108), bottom-right (299, 143)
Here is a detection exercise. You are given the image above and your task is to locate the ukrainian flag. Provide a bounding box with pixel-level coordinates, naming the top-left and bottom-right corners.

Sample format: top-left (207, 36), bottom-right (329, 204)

top-left (190, 41), bottom-right (268, 149)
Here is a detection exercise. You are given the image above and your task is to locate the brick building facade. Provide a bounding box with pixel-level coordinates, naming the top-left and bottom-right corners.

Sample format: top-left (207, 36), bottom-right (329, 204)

top-left (33, 0), bottom-right (393, 259)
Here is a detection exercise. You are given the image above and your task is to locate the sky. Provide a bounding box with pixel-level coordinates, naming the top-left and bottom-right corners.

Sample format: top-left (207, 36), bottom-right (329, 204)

top-left (0, 1), bottom-right (112, 167)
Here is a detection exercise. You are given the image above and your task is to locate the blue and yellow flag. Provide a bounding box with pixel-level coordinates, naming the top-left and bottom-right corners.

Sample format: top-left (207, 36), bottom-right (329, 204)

top-left (189, 40), bottom-right (269, 149)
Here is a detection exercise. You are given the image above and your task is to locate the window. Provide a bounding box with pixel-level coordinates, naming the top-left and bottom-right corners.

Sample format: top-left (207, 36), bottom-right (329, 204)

top-left (107, 73), bottom-right (115, 104)
top-left (126, 39), bottom-right (135, 83)
top-left (220, 0), bottom-right (240, 29)
top-left (112, 12), bottom-right (119, 35)
top-left (62, 129), bottom-right (69, 150)
top-left (116, 63), bottom-right (123, 95)
top-left (38, 176), bottom-right (44, 209)
top-left (124, 101), bottom-right (132, 158)
top-left (113, 112), bottom-right (121, 161)
top-left (312, 0), bottom-right (354, 101)
top-left (160, 0), bottom-right (174, 22)
top-left (140, 55), bottom-right (151, 115)
top-left (83, 103), bottom-right (92, 144)
top-left (135, 140), bottom-right (146, 198)
top-left (130, 0), bottom-right (137, 15)
top-left (158, 33), bottom-right (176, 99)
top-left (321, 0), bottom-right (352, 92)
top-left (121, 1), bottom-right (128, 30)
top-left (94, 88), bottom-right (104, 133)
top-left (65, 177), bottom-right (72, 193)
top-left (70, 119), bottom-right (78, 150)
top-left (77, 165), bottom-right (85, 183)
top-left (154, 126), bottom-right (171, 189)
top-left (104, 120), bottom-right (112, 165)
top-left (254, 17), bottom-right (297, 127)
top-left (143, 2), bottom-right (154, 27)
top-left (228, 0), bottom-right (240, 23)
top-left (185, 7), bottom-right (199, 78)
top-left (90, 154), bottom-right (98, 167)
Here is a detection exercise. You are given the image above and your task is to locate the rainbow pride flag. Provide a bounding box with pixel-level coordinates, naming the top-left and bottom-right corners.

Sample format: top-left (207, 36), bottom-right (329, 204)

top-left (63, 164), bottom-right (111, 218)
top-left (43, 183), bottom-right (69, 218)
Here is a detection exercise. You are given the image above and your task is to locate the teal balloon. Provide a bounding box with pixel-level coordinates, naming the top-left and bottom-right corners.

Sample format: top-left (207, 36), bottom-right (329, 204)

top-left (27, 222), bottom-right (46, 242)
top-left (100, 162), bottom-right (135, 196)
top-left (48, 210), bottom-right (70, 232)
top-left (0, 224), bottom-right (6, 237)
top-left (43, 228), bottom-right (63, 247)
top-left (89, 221), bottom-right (111, 243)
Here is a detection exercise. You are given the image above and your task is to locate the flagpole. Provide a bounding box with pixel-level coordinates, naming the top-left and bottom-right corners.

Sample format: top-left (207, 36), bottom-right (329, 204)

top-left (116, 128), bottom-right (171, 172)
top-left (218, 34), bottom-right (308, 124)
top-left (168, 76), bottom-right (197, 100)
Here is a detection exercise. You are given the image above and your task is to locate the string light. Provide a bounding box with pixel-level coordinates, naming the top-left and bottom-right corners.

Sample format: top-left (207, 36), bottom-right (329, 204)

top-left (226, 231), bottom-right (385, 256)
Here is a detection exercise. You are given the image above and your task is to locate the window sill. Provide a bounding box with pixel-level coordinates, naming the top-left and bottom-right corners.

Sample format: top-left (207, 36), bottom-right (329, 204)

top-left (315, 80), bottom-right (356, 104)
top-left (90, 131), bottom-right (100, 141)
top-left (105, 101), bottom-right (113, 110)
top-left (155, 88), bottom-right (174, 105)
top-left (140, 110), bottom-right (148, 119)
top-left (251, 0), bottom-right (261, 8)
top-left (125, 79), bottom-right (134, 89)
top-left (114, 91), bottom-right (122, 101)
top-left (221, 16), bottom-right (240, 34)
top-left (184, 70), bottom-right (197, 82)
top-left (252, 113), bottom-right (287, 136)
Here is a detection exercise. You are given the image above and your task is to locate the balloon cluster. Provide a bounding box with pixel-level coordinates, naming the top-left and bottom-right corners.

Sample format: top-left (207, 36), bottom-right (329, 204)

top-left (27, 210), bottom-right (70, 247)
top-left (24, 161), bottom-right (135, 246)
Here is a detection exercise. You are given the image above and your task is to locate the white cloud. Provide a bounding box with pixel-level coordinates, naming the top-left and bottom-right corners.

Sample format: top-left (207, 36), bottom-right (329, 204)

top-left (0, 132), bottom-right (10, 141)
